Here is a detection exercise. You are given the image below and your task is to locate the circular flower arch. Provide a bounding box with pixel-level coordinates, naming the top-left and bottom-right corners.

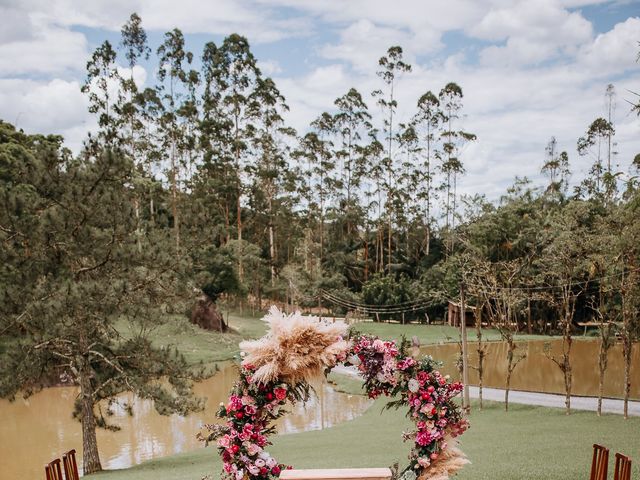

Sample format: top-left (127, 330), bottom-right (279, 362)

top-left (202, 307), bottom-right (469, 480)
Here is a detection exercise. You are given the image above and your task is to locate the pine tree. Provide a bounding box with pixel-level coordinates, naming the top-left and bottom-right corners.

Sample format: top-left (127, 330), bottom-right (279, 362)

top-left (0, 122), bottom-right (201, 474)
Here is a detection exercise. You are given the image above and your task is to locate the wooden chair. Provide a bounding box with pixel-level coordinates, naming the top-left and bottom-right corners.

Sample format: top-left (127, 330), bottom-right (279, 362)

top-left (63, 449), bottom-right (80, 480)
top-left (590, 444), bottom-right (609, 480)
top-left (614, 453), bottom-right (632, 480)
top-left (45, 458), bottom-right (63, 480)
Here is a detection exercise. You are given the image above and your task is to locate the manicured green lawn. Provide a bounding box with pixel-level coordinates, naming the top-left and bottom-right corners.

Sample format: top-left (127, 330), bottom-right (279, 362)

top-left (353, 321), bottom-right (554, 345)
top-left (115, 312), bottom-right (268, 368)
top-left (118, 313), bottom-right (557, 371)
top-left (94, 371), bottom-right (639, 480)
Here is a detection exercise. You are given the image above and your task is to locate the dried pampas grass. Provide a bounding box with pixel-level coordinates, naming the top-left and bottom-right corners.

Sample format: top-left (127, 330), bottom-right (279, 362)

top-left (239, 306), bottom-right (350, 384)
top-left (418, 437), bottom-right (470, 480)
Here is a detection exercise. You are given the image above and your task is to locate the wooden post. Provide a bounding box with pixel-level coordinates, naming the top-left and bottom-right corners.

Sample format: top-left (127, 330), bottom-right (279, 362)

top-left (460, 281), bottom-right (470, 412)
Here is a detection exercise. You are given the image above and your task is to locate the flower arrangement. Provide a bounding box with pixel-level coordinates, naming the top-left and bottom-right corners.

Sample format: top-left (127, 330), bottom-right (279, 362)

top-left (347, 334), bottom-right (469, 480)
top-left (202, 308), bottom-right (469, 480)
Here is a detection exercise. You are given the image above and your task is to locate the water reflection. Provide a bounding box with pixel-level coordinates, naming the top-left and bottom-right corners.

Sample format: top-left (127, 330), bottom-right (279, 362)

top-left (0, 363), bottom-right (372, 480)
top-left (424, 338), bottom-right (639, 399)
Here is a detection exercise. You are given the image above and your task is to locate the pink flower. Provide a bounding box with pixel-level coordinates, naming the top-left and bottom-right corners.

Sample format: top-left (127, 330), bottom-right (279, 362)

top-left (244, 405), bottom-right (257, 416)
top-left (248, 465), bottom-right (260, 475)
top-left (245, 442), bottom-right (262, 456)
top-left (416, 430), bottom-right (432, 446)
top-left (228, 395), bottom-right (243, 412)
top-left (218, 435), bottom-right (231, 448)
top-left (417, 457), bottom-right (431, 467)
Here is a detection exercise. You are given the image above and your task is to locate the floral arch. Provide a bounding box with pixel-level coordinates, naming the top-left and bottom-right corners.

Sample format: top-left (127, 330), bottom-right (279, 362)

top-left (204, 307), bottom-right (469, 480)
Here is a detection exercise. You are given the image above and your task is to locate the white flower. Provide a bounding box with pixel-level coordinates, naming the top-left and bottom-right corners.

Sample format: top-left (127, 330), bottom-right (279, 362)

top-left (347, 354), bottom-right (361, 366)
top-left (408, 379), bottom-right (420, 393)
top-left (402, 470), bottom-right (418, 480)
top-left (266, 457), bottom-right (278, 469)
top-left (258, 452), bottom-right (271, 460)
top-left (255, 459), bottom-right (266, 468)
top-left (235, 470), bottom-right (244, 480)
top-left (248, 465), bottom-right (260, 475)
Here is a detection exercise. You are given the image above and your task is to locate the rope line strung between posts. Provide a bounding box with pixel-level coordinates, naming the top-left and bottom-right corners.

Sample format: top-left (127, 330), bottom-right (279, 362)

top-left (319, 289), bottom-right (436, 310)
top-left (320, 296), bottom-right (434, 315)
top-left (464, 266), bottom-right (640, 293)
top-left (319, 290), bottom-right (437, 314)
top-left (319, 288), bottom-right (440, 309)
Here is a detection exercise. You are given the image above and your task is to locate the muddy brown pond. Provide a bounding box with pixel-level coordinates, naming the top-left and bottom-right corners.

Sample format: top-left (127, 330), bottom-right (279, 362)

top-left (424, 338), bottom-right (639, 399)
top-left (1, 339), bottom-right (637, 479)
top-left (0, 363), bottom-right (372, 480)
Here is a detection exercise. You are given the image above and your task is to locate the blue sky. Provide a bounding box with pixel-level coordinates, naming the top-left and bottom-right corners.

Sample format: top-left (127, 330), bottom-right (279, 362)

top-left (1, 0), bottom-right (639, 200)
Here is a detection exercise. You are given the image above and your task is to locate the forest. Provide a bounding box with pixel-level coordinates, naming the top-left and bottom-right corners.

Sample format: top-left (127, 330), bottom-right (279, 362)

top-left (1, 13), bottom-right (640, 473)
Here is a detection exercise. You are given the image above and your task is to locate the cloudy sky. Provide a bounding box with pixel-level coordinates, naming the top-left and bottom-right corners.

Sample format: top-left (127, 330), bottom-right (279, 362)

top-left (1, 0), bottom-right (639, 200)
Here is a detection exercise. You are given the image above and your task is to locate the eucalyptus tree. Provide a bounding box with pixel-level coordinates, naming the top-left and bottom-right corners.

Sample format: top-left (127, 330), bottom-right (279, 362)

top-left (372, 46), bottom-right (411, 273)
top-left (438, 82), bottom-right (475, 251)
top-left (577, 117), bottom-right (615, 198)
top-left (118, 13), bottom-right (151, 251)
top-left (248, 76), bottom-right (295, 286)
top-left (81, 40), bottom-right (120, 147)
top-left (412, 91), bottom-right (443, 256)
top-left (541, 136), bottom-right (570, 198)
top-left (199, 41), bottom-right (236, 244)
top-left (157, 28), bottom-right (193, 251)
top-left (294, 113), bottom-right (336, 265)
top-left (216, 34), bottom-right (260, 280)
top-left (605, 84), bottom-right (617, 174)
top-left (333, 88), bottom-right (372, 239)
top-left (118, 12), bottom-right (151, 160)
top-left (0, 123), bottom-right (201, 475)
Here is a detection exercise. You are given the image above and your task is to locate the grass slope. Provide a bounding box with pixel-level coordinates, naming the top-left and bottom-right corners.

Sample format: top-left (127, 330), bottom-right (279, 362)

top-left (115, 313), bottom-right (268, 367)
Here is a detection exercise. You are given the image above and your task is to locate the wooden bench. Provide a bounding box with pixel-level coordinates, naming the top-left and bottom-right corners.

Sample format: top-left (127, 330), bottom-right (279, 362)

top-left (281, 468), bottom-right (392, 480)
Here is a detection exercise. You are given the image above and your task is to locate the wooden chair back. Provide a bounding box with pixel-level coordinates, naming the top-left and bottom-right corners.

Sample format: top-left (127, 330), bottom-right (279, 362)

top-left (63, 449), bottom-right (80, 480)
top-left (590, 444), bottom-right (609, 480)
top-left (45, 458), bottom-right (63, 480)
top-left (614, 452), bottom-right (632, 480)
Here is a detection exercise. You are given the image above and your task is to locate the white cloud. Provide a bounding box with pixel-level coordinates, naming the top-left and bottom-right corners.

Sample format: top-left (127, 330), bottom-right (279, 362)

top-left (471, 0), bottom-right (593, 66)
top-left (0, 22), bottom-right (87, 76)
top-left (578, 17), bottom-right (640, 75)
top-left (0, 5), bottom-right (33, 44)
top-left (320, 19), bottom-right (441, 72)
top-left (0, 78), bottom-right (93, 151)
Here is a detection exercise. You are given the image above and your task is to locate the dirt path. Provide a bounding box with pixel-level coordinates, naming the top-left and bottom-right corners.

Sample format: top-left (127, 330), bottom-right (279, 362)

top-left (332, 365), bottom-right (640, 416)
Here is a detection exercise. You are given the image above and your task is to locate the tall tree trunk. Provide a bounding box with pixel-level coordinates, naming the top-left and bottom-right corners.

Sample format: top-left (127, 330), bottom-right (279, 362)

top-left (79, 362), bottom-right (101, 474)
top-left (268, 195), bottom-right (276, 286)
top-left (622, 335), bottom-right (632, 419)
top-left (171, 143), bottom-right (180, 251)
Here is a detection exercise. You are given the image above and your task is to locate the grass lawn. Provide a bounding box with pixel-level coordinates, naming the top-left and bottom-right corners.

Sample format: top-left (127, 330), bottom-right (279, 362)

top-left (93, 379), bottom-right (640, 480)
top-left (115, 313), bottom-right (556, 372)
top-left (353, 321), bottom-right (554, 345)
top-left (115, 312), bottom-right (268, 368)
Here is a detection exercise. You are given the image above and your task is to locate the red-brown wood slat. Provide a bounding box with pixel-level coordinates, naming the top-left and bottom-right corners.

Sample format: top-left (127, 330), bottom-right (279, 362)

top-left (590, 444), bottom-right (609, 480)
top-left (45, 458), bottom-right (64, 480)
top-left (614, 452), bottom-right (632, 480)
top-left (63, 449), bottom-right (80, 480)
